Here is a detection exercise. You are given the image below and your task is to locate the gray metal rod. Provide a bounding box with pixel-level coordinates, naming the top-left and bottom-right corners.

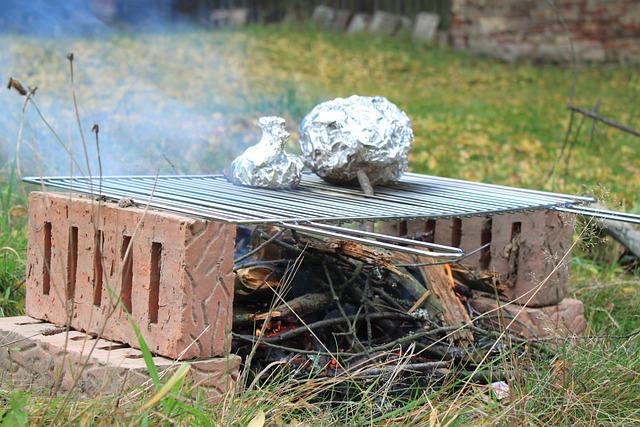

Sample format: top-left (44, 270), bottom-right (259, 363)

top-left (554, 206), bottom-right (640, 225)
top-left (281, 223), bottom-right (460, 258)
top-left (404, 172), bottom-right (595, 202)
top-left (304, 221), bottom-right (463, 253)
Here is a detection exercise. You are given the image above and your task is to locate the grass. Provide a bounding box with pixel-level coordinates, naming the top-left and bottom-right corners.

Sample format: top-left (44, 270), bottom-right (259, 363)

top-left (0, 25), bottom-right (639, 425)
top-left (0, 163), bottom-right (27, 317)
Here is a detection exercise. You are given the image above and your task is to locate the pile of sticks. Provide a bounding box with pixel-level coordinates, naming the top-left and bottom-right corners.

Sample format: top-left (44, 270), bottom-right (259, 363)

top-left (231, 226), bottom-right (543, 383)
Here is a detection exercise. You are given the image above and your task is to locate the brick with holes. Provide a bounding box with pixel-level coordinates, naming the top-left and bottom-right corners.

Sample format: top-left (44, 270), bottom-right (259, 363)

top-left (0, 316), bottom-right (240, 397)
top-left (378, 211), bottom-right (575, 307)
top-left (25, 192), bottom-right (237, 359)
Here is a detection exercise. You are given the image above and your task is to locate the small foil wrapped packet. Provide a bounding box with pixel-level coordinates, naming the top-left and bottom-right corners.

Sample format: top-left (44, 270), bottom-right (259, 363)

top-left (299, 95), bottom-right (414, 194)
top-left (228, 116), bottom-right (304, 189)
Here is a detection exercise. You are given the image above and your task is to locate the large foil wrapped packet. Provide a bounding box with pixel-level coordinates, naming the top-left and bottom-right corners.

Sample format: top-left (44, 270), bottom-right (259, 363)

top-left (228, 116), bottom-right (304, 189)
top-left (299, 95), bottom-right (413, 194)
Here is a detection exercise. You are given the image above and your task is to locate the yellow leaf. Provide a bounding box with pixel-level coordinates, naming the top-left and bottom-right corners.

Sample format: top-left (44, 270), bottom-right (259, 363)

top-left (247, 410), bottom-right (265, 427)
top-left (9, 205), bottom-right (27, 218)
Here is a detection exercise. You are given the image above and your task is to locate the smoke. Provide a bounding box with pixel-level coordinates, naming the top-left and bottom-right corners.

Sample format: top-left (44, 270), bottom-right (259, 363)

top-left (0, 0), bottom-right (264, 177)
top-left (0, 0), bottom-right (179, 36)
top-left (0, 0), bottom-right (109, 37)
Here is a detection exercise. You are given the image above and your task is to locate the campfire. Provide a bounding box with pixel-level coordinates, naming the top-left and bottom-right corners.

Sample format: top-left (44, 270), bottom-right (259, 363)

top-left (232, 225), bottom-right (495, 380)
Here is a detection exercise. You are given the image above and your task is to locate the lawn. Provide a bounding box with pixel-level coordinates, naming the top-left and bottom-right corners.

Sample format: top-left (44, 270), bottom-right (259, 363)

top-left (0, 25), bottom-right (639, 425)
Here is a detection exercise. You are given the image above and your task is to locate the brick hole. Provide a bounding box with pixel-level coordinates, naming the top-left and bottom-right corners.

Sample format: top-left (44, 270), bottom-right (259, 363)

top-left (125, 354), bottom-right (143, 359)
top-left (508, 221), bottom-right (522, 284)
top-left (451, 218), bottom-right (462, 248)
top-left (149, 242), bottom-right (162, 324)
top-left (15, 320), bottom-right (45, 325)
top-left (43, 222), bottom-right (52, 295)
top-left (67, 226), bottom-right (78, 300)
top-left (120, 235), bottom-right (133, 314)
top-left (98, 343), bottom-right (130, 351)
top-left (93, 230), bottom-right (104, 307)
top-left (398, 220), bottom-right (408, 237)
top-left (425, 220), bottom-right (436, 243)
top-left (480, 218), bottom-right (492, 269)
top-left (511, 222), bottom-right (522, 240)
top-left (70, 335), bottom-right (96, 341)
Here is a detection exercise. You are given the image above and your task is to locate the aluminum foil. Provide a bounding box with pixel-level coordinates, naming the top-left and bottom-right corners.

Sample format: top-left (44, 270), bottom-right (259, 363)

top-left (228, 116), bottom-right (304, 189)
top-left (299, 95), bottom-right (413, 187)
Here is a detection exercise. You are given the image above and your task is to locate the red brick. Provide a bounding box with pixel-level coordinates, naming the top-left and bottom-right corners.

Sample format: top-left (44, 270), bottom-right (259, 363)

top-left (377, 220), bottom-right (402, 237)
top-left (470, 295), bottom-right (586, 338)
top-left (25, 192), bottom-right (237, 360)
top-left (0, 316), bottom-right (240, 398)
top-left (487, 211), bottom-right (574, 306)
top-left (457, 216), bottom-right (486, 265)
top-left (378, 210), bottom-right (575, 307)
top-left (434, 218), bottom-right (455, 246)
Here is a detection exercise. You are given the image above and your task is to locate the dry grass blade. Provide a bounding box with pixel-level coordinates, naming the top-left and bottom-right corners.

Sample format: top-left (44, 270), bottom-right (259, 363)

top-left (140, 363), bottom-right (190, 412)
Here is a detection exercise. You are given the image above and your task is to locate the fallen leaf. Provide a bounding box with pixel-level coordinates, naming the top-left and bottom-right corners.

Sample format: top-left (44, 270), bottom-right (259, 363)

top-left (247, 410), bottom-right (265, 427)
top-left (9, 206), bottom-right (27, 218)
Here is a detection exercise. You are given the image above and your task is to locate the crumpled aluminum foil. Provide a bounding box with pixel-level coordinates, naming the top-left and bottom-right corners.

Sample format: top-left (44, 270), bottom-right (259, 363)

top-left (299, 95), bottom-right (413, 187)
top-left (228, 116), bottom-right (304, 189)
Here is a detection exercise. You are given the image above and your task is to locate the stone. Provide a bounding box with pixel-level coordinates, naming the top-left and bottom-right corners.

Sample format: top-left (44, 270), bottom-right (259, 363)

top-left (413, 12), bottom-right (440, 42)
top-left (25, 192), bottom-right (237, 360)
top-left (228, 8), bottom-right (249, 26)
top-left (368, 11), bottom-right (400, 36)
top-left (452, 35), bottom-right (468, 50)
top-left (332, 9), bottom-right (352, 31)
top-left (576, 40), bottom-right (606, 62)
top-left (435, 31), bottom-right (450, 48)
top-left (477, 16), bottom-right (509, 34)
top-left (311, 5), bottom-right (335, 28)
top-left (468, 38), bottom-right (501, 56)
top-left (620, 3), bottom-right (640, 25)
top-left (470, 296), bottom-right (586, 338)
top-left (398, 16), bottom-right (413, 33)
top-left (347, 13), bottom-right (372, 33)
top-left (536, 43), bottom-right (573, 63)
top-left (209, 8), bottom-right (249, 27)
top-left (497, 43), bottom-right (536, 62)
top-left (0, 316), bottom-right (240, 398)
top-left (210, 9), bottom-right (230, 27)
top-left (605, 38), bottom-right (640, 63)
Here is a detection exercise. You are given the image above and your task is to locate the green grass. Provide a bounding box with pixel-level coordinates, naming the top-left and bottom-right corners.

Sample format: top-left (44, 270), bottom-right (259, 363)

top-left (0, 25), bottom-right (639, 425)
top-left (0, 163), bottom-right (27, 317)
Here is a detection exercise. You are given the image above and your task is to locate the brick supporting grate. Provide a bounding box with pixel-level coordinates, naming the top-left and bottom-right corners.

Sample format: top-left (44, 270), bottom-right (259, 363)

top-left (24, 190), bottom-right (576, 363)
top-left (25, 192), bottom-right (237, 360)
top-left (381, 210), bottom-right (575, 307)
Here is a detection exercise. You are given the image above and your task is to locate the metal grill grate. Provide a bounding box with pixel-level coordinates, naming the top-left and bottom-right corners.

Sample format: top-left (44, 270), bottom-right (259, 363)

top-left (24, 172), bottom-right (595, 224)
top-left (26, 172), bottom-right (640, 259)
